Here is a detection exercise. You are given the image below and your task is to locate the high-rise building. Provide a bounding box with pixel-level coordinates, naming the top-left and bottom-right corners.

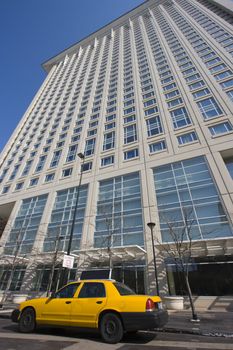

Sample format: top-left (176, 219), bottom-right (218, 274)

top-left (0, 0), bottom-right (233, 297)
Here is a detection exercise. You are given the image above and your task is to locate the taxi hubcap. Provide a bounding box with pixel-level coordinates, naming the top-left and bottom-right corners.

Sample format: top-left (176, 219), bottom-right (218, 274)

top-left (24, 313), bottom-right (32, 326)
top-left (106, 320), bottom-right (116, 335)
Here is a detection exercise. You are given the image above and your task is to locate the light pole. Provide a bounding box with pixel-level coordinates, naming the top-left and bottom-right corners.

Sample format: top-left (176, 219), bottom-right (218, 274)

top-left (147, 222), bottom-right (160, 296)
top-left (46, 229), bottom-right (64, 297)
top-left (61, 152), bottom-right (85, 286)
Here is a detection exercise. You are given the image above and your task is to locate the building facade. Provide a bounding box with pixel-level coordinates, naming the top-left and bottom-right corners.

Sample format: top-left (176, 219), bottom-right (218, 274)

top-left (0, 0), bottom-right (233, 297)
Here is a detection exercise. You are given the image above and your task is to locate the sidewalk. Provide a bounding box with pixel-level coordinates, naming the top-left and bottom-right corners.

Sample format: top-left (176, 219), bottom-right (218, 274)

top-left (163, 309), bottom-right (233, 337)
top-left (0, 302), bottom-right (233, 338)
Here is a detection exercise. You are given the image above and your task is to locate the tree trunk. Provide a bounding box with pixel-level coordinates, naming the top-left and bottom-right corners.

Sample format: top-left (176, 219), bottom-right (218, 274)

top-left (184, 274), bottom-right (198, 320)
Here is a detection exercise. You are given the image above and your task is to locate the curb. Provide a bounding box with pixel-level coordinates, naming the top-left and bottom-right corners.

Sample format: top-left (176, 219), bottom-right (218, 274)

top-left (0, 313), bottom-right (11, 319)
top-left (158, 327), bottom-right (233, 338)
top-left (0, 309), bottom-right (13, 319)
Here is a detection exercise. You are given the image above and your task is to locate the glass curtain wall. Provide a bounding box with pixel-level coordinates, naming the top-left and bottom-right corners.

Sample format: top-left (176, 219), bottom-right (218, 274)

top-left (94, 172), bottom-right (144, 248)
top-left (4, 194), bottom-right (48, 255)
top-left (0, 265), bottom-right (26, 291)
top-left (43, 185), bottom-right (88, 253)
top-left (153, 156), bottom-right (233, 242)
top-left (30, 264), bottom-right (77, 292)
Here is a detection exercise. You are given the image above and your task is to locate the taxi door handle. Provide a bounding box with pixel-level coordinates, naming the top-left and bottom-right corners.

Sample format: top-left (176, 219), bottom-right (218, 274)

top-left (65, 301), bottom-right (72, 304)
top-left (96, 301), bottom-right (103, 304)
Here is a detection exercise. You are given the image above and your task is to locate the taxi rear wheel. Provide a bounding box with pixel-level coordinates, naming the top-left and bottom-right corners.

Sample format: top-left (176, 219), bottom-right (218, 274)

top-left (100, 312), bottom-right (123, 344)
top-left (19, 307), bottom-right (36, 333)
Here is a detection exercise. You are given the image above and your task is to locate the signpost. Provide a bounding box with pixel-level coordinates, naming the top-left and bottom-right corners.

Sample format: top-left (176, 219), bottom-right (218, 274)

top-left (62, 254), bottom-right (74, 269)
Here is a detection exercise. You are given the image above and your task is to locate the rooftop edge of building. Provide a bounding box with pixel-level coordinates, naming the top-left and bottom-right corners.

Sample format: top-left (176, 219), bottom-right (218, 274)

top-left (41, 0), bottom-right (154, 73)
top-left (41, 0), bottom-right (233, 73)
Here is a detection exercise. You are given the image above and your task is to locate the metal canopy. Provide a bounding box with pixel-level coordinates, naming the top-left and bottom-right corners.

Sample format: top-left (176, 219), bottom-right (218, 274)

top-left (76, 245), bottom-right (147, 263)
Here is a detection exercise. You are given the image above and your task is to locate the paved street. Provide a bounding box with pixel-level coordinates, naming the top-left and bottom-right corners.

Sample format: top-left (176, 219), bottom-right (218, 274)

top-left (0, 318), bottom-right (233, 350)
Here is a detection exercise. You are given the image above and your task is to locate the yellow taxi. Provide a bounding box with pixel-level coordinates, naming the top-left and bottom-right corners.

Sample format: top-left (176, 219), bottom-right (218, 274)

top-left (12, 279), bottom-right (168, 343)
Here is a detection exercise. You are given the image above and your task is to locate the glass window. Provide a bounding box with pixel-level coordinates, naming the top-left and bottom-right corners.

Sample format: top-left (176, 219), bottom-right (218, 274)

top-left (220, 79), bottom-right (233, 89)
top-left (205, 57), bottom-right (221, 66)
top-left (106, 114), bottom-right (116, 122)
top-left (224, 157), bottom-right (233, 179)
top-left (167, 98), bottom-right (183, 108)
top-left (71, 135), bottom-right (80, 143)
top-left (124, 115), bottom-right (136, 124)
top-left (21, 160), bottom-right (33, 177)
top-left (124, 107), bottom-right (135, 115)
top-left (209, 121), bottom-right (233, 136)
top-left (66, 145), bottom-right (78, 163)
top-left (87, 129), bottom-right (97, 136)
top-left (29, 178), bottom-right (39, 187)
top-left (177, 131), bottom-right (198, 145)
top-left (163, 83), bottom-right (177, 91)
top-left (81, 162), bottom-right (92, 172)
top-left (143, 91), bottom-right (155, 99)
top-left (113, 282), bottom-right (136, 296)
top-left (170, 107), bottom-right (192, 129)
top-left (103, 132), bottom-right (115, 151)
top-left (62, 168), bottom-right (73, 177)
top-left (50, 150), bottom-right (62, 168)
top-left (6, 194), bottom-right (48, 255)
top-left (214, 70), bottom-right (233, 81)
top-left (124, 124), bottom-right (137, 144)
top-left (209, 64), bottom-right (227, 73)
top-left (94, 172), bottom-right (143, 248)
top-left (54, 283), bottom-right (80, 298)
top-left (192, 88), bottom-right (210, 99)
top-left (226, 90), bottom-right (233, 102)
top-left (143, 99), bottom-right (157, 107)
top-left (45, 173), bottom-right (55, 182)
top-left (144, 106), bottom-right (159, 116)
top-left (2, 186), bottom-right (10, 194)
top-left (146, 116), bottom-right (163, 136)
top-left (149, 140), bottom-right (166, 153)
top-left (124, 148), bottom-right (139, 160)
top-left (153, 156), bottom-right (232, 242)
top-left (185, 73), bottom-right (201, 82)
top-left (165, 90), bottom-right (180, 99)
top-left (101, 156), bottom-right (114, 167)
top-left (43, 146), bottom-right (50, 153)
top-left (197, 97), bottom-right (223, 120)
top-left (35, 155), bottom-right (47, 173)
top-left (15, 182), bottom-right (24, 191)
top-left (182, 67), bottom-right (197, 76)
top-left (44, 186), bottom-right (88, 253)
top-left (105, 122), bottom-right (115, 130)
top-left (84, 138), bottom-right (96, 156)
top-left (78, 282), bottom-right (106, 298)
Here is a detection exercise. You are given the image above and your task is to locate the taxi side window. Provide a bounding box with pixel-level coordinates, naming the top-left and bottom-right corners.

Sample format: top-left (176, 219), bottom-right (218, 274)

top-left (78, 282), bottom-right (106, 298)
top-left (55, 283), bottom-right (80, 298)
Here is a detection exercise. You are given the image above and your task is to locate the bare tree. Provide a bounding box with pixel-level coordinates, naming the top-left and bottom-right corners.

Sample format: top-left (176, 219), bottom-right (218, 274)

top-left (97, 204), bottom-right (119, 276)
top-left (0, 229), bottom-right (29, 304)
top-left (0, 222), bottom-right (48, 303)
top-left (46, 226), bottom-right (64, 296)
top-left (155, 207), bottom-right (199, 321)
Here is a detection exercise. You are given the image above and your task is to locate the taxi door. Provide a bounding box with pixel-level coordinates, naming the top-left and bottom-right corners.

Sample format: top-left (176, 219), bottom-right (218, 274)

top-left (70, 282), bottom-right (107, 328)
top-left (40, 283), bottom-right (80, 326)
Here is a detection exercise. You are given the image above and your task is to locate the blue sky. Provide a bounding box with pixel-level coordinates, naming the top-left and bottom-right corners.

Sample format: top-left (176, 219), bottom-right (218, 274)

top-left (0, 0), bottom-right (144, 152)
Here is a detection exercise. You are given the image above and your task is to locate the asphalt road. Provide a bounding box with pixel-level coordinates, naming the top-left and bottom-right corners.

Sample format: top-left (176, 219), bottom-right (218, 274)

top-left (0, 318), bottom-right (233, 350)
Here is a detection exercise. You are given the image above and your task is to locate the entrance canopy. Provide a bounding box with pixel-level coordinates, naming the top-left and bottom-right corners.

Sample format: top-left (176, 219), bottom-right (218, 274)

top-left (76, 245), bottom-right (147, 263)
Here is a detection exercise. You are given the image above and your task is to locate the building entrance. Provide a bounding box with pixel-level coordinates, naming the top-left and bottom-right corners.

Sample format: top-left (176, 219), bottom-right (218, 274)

top-left (166, 256), bottom-right (233, 296)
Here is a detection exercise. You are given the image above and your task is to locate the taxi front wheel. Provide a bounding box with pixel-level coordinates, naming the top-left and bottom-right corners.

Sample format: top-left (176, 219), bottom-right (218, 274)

top-left (100, 312), bottom-right (124, 344)
top-left (19, 307), bottom-right (36, 333)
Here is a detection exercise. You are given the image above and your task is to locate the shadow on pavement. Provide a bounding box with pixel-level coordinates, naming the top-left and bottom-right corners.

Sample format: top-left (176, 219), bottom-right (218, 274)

top-left (2, 323), bottom-right (157, 345)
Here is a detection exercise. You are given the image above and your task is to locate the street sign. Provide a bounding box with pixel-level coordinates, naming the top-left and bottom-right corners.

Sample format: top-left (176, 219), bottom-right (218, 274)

top-left (62, 254), bottom-right (74, 269)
